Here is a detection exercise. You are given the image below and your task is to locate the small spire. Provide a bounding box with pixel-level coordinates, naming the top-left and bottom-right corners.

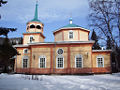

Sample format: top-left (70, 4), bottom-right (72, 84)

top-left (69, 17), bottom-right (72, 24)
top-left (34, 1), bottom-right (38, 20)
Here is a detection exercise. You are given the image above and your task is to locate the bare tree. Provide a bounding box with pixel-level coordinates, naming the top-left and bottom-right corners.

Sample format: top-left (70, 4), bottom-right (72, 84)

top-left (88, 0), bottom-right (120, 71)
top-left (114, 0), bottom-right (120, 47)
top-left (0, 0), bottom-right (7, 18)
top-left (89, 0), bottom-right (119, 47)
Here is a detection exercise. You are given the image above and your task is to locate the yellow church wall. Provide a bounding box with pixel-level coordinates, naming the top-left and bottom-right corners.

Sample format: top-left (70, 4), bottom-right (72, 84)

top-left (64, 30), bottom-right (78, 41)
top-left (54, 31), bottom-right (63, 41)
top-left (31, 46), bottom-right (68, 69)
top-left (70, 45), bottom-right (92, 68)
top-left (92, 52), bottom-right (111, 68)
top-left (16, 48), bottom-right (30, 68)
top-left (54, 29), bottom-right (89, 42)
top-left (31, 47), bottom-right (51, 68)
top-left (55, 47), bottom-right (68, 68)
top-left (15, 44), bottom-right (111, 74)
top-left (79, 30), bottom-right (88, 41)
top-left (28, 44), bottom-right (93, 70)
top-left (23, 34), bottom-right (44, 44)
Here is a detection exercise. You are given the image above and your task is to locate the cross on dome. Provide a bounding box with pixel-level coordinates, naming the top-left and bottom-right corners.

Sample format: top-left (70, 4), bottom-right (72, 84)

top-left (69, 18), bottom-right (73, 24)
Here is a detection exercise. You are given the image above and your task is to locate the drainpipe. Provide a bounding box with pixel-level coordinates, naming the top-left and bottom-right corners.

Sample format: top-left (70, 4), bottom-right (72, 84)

top-left (53, 42), bottom-right (57, 74)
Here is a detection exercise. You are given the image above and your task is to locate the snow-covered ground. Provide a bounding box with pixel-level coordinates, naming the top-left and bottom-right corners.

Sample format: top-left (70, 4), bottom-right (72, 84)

top-left (0, 73), bottom-right (120, 90)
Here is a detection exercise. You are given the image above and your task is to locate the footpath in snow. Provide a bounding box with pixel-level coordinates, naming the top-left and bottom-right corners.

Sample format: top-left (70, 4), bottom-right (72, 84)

top-left (0, 73), bottom-right (120, 90)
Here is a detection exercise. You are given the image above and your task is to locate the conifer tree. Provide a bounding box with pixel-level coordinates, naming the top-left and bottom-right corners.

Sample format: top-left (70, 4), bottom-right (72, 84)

top-left (0, 0), bottom-right (18, 72)
top-left (106, 36), bottom-right (112, 49)
top-left (91, 30), bottom-right (101, 50)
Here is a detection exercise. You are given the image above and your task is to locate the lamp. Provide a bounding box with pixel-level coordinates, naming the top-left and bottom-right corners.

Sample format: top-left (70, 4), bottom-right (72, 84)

top-left (33, 55), bottom-right (35, 60)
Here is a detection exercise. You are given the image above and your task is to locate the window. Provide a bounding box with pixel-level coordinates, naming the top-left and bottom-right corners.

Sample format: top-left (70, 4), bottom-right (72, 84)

top-left (97, 56), bottom-right (104, 67)
top-left (57, 49), bottom-right (63, 55)
top-left (30, 24), bottom-right (35, 28)
top-left (23, 49), bottom-right (28, 54)
top-left (56, 56), bottom-right (64, 68)
top-left (27, 26), bottom-right (29, 30)
top-left (36, 25), bottom-right (41, 29)
top-left (23, 58), bottom-right (28, 68)
top-left (75, 55), bottom-right (83, 68)
top-left (39, 56), bottom-right (46, 68)
top-left (29, 36), bottom-right (34, 43)
top-left (69, 31), bottom-right (73, 39)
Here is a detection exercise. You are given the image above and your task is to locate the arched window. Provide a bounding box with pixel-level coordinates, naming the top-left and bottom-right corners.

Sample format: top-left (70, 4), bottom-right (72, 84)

top-left (97, 55), bottom-right (104, 67)
top-left (22, 56), bottom-right (29, 68)
top-left (30, 24), bottom-right (35, 28)
top-left (69, 30), bottom-right (73, 39)
top-left (27, 26), bottom-right (29, 30)
top-left (56, 55), bottom-right (64, 69)
top-left (75, 54), bottom-right (83, 68)
top-left (39, 56), bottom-right (46, 68)
top-left (36, 25), bottom-right (41, 29)
top-left (29, 35), bottom-right (34, 43)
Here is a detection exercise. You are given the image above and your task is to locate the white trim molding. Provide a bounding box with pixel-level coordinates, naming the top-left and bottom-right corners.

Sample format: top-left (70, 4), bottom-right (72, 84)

top-left (96, 55), bottom-right (104, 67)
top-left (29, 35), bottom-right (34, 43)
top-left (23, 49), bottom-right (28, 54)
top-left (75, 54), bottom-right (83, 68)
top-left (56, 55), bottom-right (64, 69)
top-left (22, 56), bottom-right (29, 68)
top-left (68, 30), bottom-right (74, 39)
top-left (57, 48), bottom-right (64, 55)
top-left (39, 55), bottom-right (46, 68)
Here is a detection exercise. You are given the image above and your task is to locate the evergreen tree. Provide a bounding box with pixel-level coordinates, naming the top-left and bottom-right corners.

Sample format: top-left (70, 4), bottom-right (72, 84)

top-left (106, 36), bottom-right (112, 49)
top-left (0, 38), bottom-right (18, 72)
top-left (91, 30), bottom-right (101, 50)
top-left (0, 1), bottom-right (18, 72)
top-left (0, 28), bottom-right (18, 72)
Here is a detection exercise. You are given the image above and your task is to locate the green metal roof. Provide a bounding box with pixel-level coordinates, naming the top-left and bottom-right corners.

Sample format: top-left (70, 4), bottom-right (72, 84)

top-left (53, 18), bottom-right (90, 33)
top-left (30, 1), bottom-right (41, 22)
top-left (62, 23), bottom-right (80, 28)
top-left (61, 18), bottom-right (80, 28)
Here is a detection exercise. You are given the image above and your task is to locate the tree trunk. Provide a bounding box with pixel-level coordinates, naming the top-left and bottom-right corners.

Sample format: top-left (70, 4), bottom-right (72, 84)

top-left (3, 64), bottom-right (8, 73)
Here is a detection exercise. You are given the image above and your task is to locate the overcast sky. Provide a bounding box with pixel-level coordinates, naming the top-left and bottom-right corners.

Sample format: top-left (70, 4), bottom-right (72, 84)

top-left (0, 0), bottom-right (90, 41)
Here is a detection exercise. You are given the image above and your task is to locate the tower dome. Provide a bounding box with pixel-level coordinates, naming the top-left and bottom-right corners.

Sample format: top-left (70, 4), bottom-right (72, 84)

top-left (26, 1), bottom-right (44, 33)
top-left (31, 1), bottom-right (41, 22)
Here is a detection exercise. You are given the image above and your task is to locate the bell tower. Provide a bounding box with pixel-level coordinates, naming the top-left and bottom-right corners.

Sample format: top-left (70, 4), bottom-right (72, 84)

top-left (23, 1), bottom-right (45, 44)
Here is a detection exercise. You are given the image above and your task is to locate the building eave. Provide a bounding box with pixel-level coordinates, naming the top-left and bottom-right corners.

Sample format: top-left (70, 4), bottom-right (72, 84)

top-left (92, 50), bottom-right (112, 52)
top-left (53, 27), bottom-right (90, 34)
top-left (28, 41), bottom-right (95, 45)
top-left (23, 32), bottom-right (45, 38)
top-left (13, 44), bottom-right (29, 48)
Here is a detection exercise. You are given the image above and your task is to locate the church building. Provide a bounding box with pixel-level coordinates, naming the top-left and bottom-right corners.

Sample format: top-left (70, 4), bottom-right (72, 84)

top-left (14, 2), bottom-right (111, 74)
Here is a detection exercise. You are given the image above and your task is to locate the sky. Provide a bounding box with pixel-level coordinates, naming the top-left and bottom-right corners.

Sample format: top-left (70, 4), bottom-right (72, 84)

top-left (0, 0), bottom-right (90, 42)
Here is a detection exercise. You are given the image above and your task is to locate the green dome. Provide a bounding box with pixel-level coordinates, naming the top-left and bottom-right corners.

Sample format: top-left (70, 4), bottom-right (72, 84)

top-left (61, 18), bottom-right (80, 28)
top-left (62, 23), bottom-right (80, 28)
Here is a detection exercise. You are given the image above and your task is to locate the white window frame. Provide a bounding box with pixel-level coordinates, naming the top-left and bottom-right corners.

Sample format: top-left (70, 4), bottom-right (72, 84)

top-left (56, 55), bottom-right (64, 69)
top-left (75, 54), bottom-right (83, 68)
top-left (22, 56), bottom-right (29, 68)
top-left (23, 49), bottom-right (28, 54)
top-left (96, 55), bottom-right (104, 67)
top-left (29, 35), bottom-right (34, 43)
top-left (39, 55), bottom-right (46, 68)
top-left (68, 30), bottom-right (74, 39)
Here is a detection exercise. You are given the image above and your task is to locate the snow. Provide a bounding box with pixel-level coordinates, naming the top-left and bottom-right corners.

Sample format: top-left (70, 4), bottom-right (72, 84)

top-left (0, 73), bottom-right (120, 90)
